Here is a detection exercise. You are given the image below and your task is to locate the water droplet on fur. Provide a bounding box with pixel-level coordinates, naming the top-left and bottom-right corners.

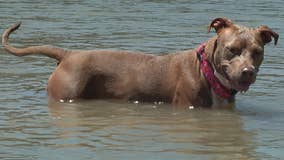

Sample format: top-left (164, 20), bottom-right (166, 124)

top-left (189, 105), bottom-right (194, 110)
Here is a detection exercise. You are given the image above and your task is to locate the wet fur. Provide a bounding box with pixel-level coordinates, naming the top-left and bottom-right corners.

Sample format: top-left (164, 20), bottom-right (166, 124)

top-left (2, 18), bottom-right (278, 108)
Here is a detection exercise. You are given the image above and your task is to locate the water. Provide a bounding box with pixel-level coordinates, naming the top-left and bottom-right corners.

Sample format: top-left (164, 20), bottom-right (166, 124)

top-left (0, 0), bottom-right (283, 159)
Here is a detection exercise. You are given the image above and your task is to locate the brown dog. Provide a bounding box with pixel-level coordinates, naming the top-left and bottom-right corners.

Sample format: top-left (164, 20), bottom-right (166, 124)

top-left (2, 18), bottom-right (278, 108)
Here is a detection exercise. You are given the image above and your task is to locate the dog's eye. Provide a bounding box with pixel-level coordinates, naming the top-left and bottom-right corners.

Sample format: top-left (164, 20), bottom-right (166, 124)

top-left (252, 48), bottom-right (263, 59)
top-left (253, 48), bottom-right (263, 55)
top-left (228, 47), bottom-right (241, 55)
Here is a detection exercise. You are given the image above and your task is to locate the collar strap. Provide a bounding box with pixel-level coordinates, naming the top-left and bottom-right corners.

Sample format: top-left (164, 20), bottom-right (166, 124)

top-left (196, 43), bottom-right (237, 100)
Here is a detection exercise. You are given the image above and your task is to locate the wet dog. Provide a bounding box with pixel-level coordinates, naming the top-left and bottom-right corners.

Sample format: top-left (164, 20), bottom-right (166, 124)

top-left (2, 18), bottom-right (278, 108)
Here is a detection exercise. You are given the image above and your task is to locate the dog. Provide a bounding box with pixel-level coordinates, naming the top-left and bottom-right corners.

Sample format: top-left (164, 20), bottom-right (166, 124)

top-left (2, 18), bottom-right (278, 108)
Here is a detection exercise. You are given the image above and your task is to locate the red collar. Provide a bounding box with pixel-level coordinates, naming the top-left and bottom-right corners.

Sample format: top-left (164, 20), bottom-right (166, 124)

top-left (196, 43), bottom-right (237, 100)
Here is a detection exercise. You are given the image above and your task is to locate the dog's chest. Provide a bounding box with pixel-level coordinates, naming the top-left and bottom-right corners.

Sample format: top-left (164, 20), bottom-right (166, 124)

top-left (210, 89), bottom-right (235, 108)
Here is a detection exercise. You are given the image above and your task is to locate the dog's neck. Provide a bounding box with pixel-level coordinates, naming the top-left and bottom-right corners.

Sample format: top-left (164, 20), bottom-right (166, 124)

top-left (196, 43), bottom-right (237, 100)
top-left (212, 63), bottom-right (232, 89)
top-left (206, 37), bottom-right (234, 90)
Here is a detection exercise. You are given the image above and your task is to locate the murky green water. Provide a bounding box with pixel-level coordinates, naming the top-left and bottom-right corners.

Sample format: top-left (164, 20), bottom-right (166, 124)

top-left (0, 0), bottom-right (283, 159)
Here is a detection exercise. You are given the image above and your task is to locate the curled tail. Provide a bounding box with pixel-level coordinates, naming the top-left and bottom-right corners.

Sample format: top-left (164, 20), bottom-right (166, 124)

top-left (2, 22), bottom-right (69, 61)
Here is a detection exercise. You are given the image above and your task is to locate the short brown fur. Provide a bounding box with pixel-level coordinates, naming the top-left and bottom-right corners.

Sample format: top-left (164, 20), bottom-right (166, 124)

top-left (2, 18), bottom-right (278, 108)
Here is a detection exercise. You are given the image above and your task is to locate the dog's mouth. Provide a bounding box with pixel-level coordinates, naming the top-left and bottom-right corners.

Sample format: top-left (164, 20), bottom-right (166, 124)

top-left (235, 80), bottom-right (253, 91)
top-left (222, 69), bottom-right (254, 92)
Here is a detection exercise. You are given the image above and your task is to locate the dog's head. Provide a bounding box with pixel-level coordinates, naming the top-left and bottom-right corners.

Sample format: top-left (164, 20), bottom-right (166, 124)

top-left (208, 18), bottom-right (278, 92)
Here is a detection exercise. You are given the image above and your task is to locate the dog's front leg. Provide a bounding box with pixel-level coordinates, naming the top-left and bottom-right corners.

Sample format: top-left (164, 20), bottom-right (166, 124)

top-left (172, 81), bottom-right (193, 109)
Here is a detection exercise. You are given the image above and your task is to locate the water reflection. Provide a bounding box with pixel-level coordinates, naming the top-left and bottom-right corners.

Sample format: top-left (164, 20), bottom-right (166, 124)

top-left (1, 0), bottom-right (283, 159)
top-left (48, 99), bottom-right (257, 159)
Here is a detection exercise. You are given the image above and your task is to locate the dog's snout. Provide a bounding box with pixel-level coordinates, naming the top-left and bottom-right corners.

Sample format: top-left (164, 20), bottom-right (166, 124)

top-left (241, 67), bottom-right (256, 78)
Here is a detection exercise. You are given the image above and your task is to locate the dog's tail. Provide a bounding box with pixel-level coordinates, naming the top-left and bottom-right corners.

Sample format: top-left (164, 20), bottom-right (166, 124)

top-left (2, 22), bottom-right (70, 62)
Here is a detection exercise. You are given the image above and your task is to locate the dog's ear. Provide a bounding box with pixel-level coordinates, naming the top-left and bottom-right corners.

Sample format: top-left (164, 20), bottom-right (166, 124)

top-left (208, 18), bottom-right (233, 34)
top-left (257, 25), bottom-right (279, 45)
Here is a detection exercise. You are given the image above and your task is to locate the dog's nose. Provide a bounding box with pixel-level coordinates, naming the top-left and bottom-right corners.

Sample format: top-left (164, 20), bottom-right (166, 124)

top-left (241, 67), bottom-right (256, 78)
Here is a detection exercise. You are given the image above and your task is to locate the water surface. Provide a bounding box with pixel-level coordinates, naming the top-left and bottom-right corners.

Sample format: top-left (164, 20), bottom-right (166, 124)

top-left (0, 0), bottom-right (283, 159)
